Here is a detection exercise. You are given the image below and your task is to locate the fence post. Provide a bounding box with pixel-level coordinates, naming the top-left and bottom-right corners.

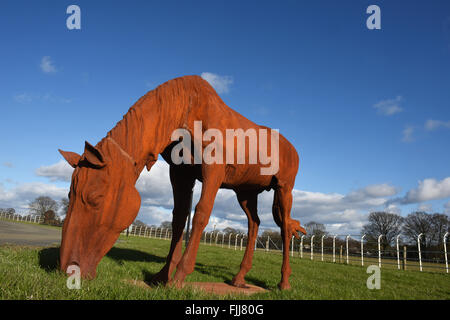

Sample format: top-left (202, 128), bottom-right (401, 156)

top-left (444, 232), bottom-right (449, 274)
top-left (361, 234), bottom-right (366, 266)
top-left (403, 245), bottom-right (407, 270)
top-left (229, 233), bottom-right (232, 249)
top-left (321, 235), bottom-right (325, 261)
top-left (333, 235), bottom-right (337, 263)
top-left (215, 233), bottom-right (219, 245)
top-left (235, 234), bottom-right (239, 251)
top-left (418, 233), bottom-right (423, 272)
top-left (240, 235), bottom-right (244, 251)
top-left (310, 235), bottom-right (315, 260)
top-left (396, 235), bottom-right (401, 270)
top-left (165, 228), bottom-right (169, 239)
top-left (266, 236), bottom-right (270, 252)
top-left (378, 234), bottom-right (383, 268)
top-left (300, 235), bottom-right (304, 258)
top-left (291, 236), bottom-right (294, 257)
top-left (222, 233), bottom-right (225, 248)
top-left (339, 245), bottom-right (343, 263)
top-left (346, 235), bottom-right (350, 265)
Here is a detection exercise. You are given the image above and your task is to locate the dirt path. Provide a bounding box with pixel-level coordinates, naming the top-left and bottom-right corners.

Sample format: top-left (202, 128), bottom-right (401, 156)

top-left (0, 220), bottom-right (61, 246)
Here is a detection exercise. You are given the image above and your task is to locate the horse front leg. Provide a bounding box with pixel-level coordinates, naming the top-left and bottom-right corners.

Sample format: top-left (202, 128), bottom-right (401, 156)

top-left (171, 165), bottom-right (224, 287)
top-left (150, 166), bottom-right (195, 285)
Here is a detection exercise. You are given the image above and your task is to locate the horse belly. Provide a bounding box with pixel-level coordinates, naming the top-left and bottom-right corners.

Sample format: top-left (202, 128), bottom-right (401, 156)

top-left (221, 164), bottom-right (273, 191)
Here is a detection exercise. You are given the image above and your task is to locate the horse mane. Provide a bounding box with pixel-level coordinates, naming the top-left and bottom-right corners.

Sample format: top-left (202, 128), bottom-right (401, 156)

top-left (95, 75), bottom-right (217, 160)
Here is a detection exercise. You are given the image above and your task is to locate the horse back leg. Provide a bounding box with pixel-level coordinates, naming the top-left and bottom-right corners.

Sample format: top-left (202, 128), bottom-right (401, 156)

top-left (231, 191), bottom-right (260, 288)
top-left (275, 186), bottom-right (305, 290)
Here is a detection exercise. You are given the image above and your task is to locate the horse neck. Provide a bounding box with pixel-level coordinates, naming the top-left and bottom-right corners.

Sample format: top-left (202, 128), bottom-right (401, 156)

top-left (104, 92), bottom-right (186, 179)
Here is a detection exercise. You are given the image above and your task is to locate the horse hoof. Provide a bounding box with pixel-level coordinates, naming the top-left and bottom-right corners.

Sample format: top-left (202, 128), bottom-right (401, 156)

top-left (149, 273), bottom-right (169, 286)
top-left (231, 280), bottom-right (248, 288)
top-left (278, 282), bottom-right (291, 290)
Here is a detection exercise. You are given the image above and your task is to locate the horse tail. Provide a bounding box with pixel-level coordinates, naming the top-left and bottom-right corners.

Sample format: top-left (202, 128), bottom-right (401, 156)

top-left (272, 188), bottom-right (283, 228)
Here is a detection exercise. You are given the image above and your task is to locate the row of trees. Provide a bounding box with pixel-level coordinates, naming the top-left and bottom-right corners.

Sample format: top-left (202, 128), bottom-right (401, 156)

top-left (133, 211), bottom-right (449, 249)
top-left (362, 211), bottom-right (449, 248)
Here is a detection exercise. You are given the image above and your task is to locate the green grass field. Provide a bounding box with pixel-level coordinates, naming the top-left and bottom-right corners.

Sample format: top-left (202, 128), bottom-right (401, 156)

top-left (1, 234), bottom-right (449, 300)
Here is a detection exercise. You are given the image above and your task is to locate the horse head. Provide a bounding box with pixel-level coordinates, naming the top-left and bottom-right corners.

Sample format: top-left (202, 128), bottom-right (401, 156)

top-left (58, 139), bottom-right (141, 278)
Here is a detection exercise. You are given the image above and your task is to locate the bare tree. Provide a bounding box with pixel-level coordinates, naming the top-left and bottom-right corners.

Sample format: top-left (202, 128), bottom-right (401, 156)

top-left (429, 213), bottom-right (449, 246)
top-left (0, 208), bottom-right (15, 215)
top-left (223, 227), bottom-right (240, 235)
top-left (60, 198), bottom-right (69, 216)
top-left (402, 212), bottom-right (434, 247)
top-left (362, 212), bottom-right (403, 248)
top-left (132, 219), bottom-right (147, 227)
top-left (160, 221), bottom-right (172, 229)
top-left (43, 210), bottom-right (59, 225)
top-left (28, 196), bottom-right (58, 217)
top-left (305, 221), bottom-right (328, 238)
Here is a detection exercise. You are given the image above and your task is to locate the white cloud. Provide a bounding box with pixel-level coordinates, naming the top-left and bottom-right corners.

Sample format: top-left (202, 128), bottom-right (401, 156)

top-left (424, 119), bottom-right (450, 131)
top-left (40, 56), bottom-right (57, 73)
top-left (136, 161), bottom-right (173, 209)
top-left (13, 93), bottom-right (33, 103)
top-left (373, 96), bottom-right (403, 116)
top-left (3, 162), bottom-right (13, 168)
top-left (388, 177), bottom-right (450, 204)
top-left (0, 182), bottom-right (67, 213)
top-left (401, 125), bottom-right (415, 142)
top-left (344, 184), bottom-right (398, 202)
top-left (13, 92), bottom-right (71, 104)
top-left (444, 201), bottom-right (450, 215)
top-left (35, 160), bottom-right (74, 182)
top-left (417, 203), bottom-right (432, 212)
top-left (200, 72), bottom-right (233, 94)
top-left (385, 203), bottom-right (401, 214)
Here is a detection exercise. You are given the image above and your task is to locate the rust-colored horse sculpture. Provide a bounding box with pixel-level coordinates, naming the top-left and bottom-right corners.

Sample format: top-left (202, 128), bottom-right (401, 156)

top-left (59, 75), bottom-right (306, 290)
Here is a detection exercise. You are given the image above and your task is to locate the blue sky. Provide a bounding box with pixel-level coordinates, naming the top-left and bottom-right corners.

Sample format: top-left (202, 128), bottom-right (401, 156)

top-left (1, 1), bottom-right (449, 235)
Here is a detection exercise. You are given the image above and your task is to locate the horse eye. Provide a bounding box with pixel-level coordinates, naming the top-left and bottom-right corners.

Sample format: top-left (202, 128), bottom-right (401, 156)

top-left (87, 193), bottom-right (103, 207)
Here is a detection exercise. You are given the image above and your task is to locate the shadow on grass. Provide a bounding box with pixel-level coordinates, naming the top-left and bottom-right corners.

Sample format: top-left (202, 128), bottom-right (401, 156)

top-left (38, 246), bottom-right (166, 273)
top-left (192, 262), bottom-right (270, 289)
top-left (38, 247), bottom-right (60, 272)
top-left (106, 247), bottom-right (166, 265)
top-left (37, 246), bottom-right (269, 289)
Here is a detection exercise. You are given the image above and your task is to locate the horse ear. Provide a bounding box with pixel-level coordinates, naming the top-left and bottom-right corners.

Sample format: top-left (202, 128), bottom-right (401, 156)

top-left (58, 149), bottom-right (81, 168)
top-left (83, 141), bottom-right (106, 168)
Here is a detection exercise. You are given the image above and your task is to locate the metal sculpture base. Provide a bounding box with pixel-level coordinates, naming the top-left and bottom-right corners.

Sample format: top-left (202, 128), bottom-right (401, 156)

top-left (125, 279), bottom-right (268, 296)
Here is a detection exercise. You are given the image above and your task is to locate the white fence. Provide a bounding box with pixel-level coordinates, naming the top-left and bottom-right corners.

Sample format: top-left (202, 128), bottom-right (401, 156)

top-left (1, 213), bottom-right (448, 274)
top-left (120, 225), bottom-right (449, 274)
top-left (0, 212), bottom-right (44, 224)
